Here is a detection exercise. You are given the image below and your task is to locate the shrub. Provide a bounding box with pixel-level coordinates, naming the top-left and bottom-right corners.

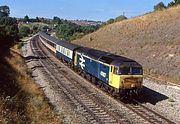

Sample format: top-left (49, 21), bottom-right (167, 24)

top-left (18, 26), bottom-right (30, 38)
top-left (106, 18), bottom-right (114, 24)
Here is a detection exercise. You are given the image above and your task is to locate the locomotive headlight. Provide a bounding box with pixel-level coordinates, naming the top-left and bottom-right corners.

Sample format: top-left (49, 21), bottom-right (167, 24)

top-left (131, 84), bottom-right (135, 88)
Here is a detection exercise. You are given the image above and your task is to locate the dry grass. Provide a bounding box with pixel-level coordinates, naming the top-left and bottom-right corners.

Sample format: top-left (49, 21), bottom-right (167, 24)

top-left (73, 6), bottom-right (180, 84)
top-left (0, 45), bottom-right (62, 123)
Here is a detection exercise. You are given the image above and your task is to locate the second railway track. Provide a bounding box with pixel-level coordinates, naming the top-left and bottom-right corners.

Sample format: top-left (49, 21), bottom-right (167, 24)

top-left (29, 36), bottom-right (175, 124)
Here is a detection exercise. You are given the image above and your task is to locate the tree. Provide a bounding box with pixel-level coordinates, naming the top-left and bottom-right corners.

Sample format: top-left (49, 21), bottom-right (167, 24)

top-left (168, 1), bottom-right (176, 7)
top-left (41, 26), bottom-right (49, 32)
top-left (52, 16), bottom-right (62, 24)
top-left (32, 25), bottom-right (39, 34)
top-left (0, 5), bottom-right (18, 49)
top-left (115, 15), bottom-right (128, 22)
top-left (175, 0), bottom-right (180, 4)
top-left (23, 15), bottom-right (29, 23)
top-left (0, 5), bottom-right (10, 17)
top-left (81, 25), bottom-right (97, 34)
top-left (56, 22), bottom-right (80, 40)
top-left (36, 17), bottom-right (40, 22)
top-left (168, 0), bottom-right (180, 7)
top-left (154, 2), bottom-right (166, 11)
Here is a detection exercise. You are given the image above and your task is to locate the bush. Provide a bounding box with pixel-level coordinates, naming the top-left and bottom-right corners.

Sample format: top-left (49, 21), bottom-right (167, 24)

top-left (106, 19), bottom-right (114, 24)
top-left (18, 26), bottom-right (30, 38)
top-left (115, 15), bottom-right (127, 22)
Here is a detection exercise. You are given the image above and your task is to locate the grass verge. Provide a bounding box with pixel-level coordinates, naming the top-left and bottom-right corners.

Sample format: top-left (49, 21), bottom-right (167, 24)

top-left (0, 44), bottom-right (62, 123)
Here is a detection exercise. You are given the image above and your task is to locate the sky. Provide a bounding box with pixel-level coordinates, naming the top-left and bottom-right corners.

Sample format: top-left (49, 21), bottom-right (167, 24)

top-left (0, 0), bottom-right (173, 21)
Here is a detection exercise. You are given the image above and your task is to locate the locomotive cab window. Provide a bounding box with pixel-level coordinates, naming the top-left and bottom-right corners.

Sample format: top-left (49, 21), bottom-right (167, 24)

top-left (110, 66), bottom-right (113, 72)
top-left (119, 67), bottom-right (131, 75)
top-left (118, 67), bottom-right (142, 75)
top-left (132, 67), bottom-right (143, 75)
top-left (113, 66), bottom-right (119, 74)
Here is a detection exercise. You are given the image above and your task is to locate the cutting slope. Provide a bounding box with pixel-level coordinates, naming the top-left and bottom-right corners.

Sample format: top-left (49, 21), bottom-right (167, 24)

top-left (73, 6), bottom-right (180, 84)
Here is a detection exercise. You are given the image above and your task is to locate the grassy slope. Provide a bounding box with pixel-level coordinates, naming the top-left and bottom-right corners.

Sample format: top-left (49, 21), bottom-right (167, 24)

top-left (0, 45), bottom-right (62, 123)
top-left (73, 6), bottom-right (180, 84)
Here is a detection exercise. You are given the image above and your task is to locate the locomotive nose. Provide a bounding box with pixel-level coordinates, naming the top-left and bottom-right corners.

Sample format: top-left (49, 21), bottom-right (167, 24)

top-left (121, 76), bottom-right (143, 89)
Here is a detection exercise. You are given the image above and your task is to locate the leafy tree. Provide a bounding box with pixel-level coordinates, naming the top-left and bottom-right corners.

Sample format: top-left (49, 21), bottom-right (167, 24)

top-left (0, 5), bottom-right (19, 49)
top-left (115, 15), bottom-right (127, 22)
top-left (154, 2), bottom-right (166, 11)
top-left (53, 16), bottom-right (62, 24)
top-left (0, 5), bottom-right (10, 17)
top-left (36, 17), bottom-right (41, 22)
top-left (24, 15), bottom-right (29, 23)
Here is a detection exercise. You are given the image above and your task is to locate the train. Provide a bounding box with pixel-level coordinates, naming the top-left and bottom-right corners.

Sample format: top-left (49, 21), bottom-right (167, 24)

top-left (38, 32), bottom-right (143, 95)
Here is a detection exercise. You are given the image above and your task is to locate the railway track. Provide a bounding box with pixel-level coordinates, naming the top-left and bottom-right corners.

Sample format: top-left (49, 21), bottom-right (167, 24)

top-left (119, 99), bottom-right (175, 124)
top-left (30, 37), bottom-right (131, 124)
top-left (30, 36), bottom-right (175, 124)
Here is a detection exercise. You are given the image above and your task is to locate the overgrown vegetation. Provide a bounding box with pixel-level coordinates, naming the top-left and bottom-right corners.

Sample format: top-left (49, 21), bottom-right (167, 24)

top-left (0, 46), bottom-right (62, 123)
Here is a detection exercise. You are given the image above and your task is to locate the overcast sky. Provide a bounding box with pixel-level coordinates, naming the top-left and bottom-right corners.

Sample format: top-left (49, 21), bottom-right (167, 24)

top-left (0, 0), bottom-right (172, 21)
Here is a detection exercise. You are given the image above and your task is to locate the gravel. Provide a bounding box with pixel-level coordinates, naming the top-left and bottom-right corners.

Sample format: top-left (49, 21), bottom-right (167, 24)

top-left (143, 78), bottom-right (180, 123)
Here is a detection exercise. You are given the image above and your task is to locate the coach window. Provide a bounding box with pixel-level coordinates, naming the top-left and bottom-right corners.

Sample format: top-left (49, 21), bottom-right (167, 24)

top-left (58, 45), bottom-right (60, 51)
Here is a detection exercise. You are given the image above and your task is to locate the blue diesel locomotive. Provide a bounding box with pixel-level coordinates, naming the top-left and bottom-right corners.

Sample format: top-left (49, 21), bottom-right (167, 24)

top-left (38, 32), bottom-right (143, 95)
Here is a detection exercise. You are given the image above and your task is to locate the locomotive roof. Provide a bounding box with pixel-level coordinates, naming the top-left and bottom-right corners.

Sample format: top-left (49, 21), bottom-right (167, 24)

top-left (107, 54), bottom-right (142, 67)
top-left (39, 32), bottom-right (80, 51)
top-left (77, 47), bottom-right (142, 67)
